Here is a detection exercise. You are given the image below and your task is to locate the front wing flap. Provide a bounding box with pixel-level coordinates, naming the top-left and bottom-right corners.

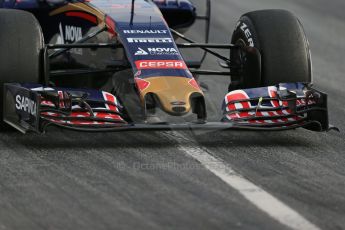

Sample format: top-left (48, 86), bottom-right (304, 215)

top-left (3, 83), bottom-right (127, 133)
top-left (222, 83), bottom-right (330, 132)
top-left (3, 82), bottom-right (331, 133)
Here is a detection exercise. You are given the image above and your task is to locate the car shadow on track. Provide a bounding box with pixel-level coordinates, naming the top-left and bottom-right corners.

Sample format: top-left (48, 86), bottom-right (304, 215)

top-left (0, 128), bottom-right (320, 150)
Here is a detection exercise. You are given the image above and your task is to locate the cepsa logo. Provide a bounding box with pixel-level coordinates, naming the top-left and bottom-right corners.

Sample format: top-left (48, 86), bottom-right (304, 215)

top-left (135, 60), bottom-right (187, 70)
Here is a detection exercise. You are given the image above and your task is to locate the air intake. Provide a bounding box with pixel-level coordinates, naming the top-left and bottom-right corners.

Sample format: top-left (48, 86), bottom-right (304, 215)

top-left (172, 106), bottom-right (186, 113)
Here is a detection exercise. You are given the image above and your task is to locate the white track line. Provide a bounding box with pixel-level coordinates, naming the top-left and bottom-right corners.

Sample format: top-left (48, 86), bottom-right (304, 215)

top-left (165, 132), bottom-right (320, 230)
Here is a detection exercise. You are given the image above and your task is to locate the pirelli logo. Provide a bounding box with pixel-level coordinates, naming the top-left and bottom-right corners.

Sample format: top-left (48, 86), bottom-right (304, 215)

top-left (135, 60), bottom-right (187, 70)
top-left (127, 37), bottom-right (173, 43)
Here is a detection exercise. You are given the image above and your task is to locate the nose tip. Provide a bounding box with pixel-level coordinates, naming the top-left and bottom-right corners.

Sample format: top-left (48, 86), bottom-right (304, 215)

top-left (172, 106), bottom-right (187, 113)
top-left (147, 91), bottom-right (191, 115)
top-left (136, 76), bottom-right (204, 116)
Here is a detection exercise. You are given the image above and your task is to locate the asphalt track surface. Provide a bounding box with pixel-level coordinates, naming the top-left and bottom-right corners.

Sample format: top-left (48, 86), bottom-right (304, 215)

top-left (1, 1), bottom-right (345, 229)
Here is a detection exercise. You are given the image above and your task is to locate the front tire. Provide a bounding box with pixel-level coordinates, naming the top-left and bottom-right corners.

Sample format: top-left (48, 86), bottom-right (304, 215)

top-left (231, 9), bottom-right (312, 88)
top-left (0, 9), bottom-right (44, 128)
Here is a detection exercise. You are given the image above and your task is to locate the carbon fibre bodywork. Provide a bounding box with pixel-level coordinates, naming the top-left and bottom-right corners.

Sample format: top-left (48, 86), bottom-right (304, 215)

top-left (0, 0), bottom-right (333, 133)
top-left (3, 82), bottom-right (330, 133)
top-left (7, 0), bottom-right (202, 116)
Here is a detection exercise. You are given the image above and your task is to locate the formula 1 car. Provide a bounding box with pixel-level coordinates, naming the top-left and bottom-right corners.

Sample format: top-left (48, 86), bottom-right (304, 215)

top-left (0, 0), bottom-right (331, 133)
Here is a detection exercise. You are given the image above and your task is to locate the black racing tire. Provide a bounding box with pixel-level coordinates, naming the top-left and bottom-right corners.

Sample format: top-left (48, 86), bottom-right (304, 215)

top-left (0, 9), bottom-right (44, 128)
top-left (231, 9), bottom-right (312, 88)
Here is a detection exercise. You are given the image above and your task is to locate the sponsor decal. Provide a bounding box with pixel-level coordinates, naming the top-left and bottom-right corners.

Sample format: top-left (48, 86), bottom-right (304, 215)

top-left (134, 47), bottom-right (178, 56)
top-left (127, 37), bottom-right (173, 43)
top-left (15, 95), bottom-right (37, 116)
top-left (238, 22), bottom-right (254, 47)
top-left (123, 30), bottom-right (168, 34)
top-left (65, 25), bottom-right (82, 43)
top-left (57, 23), bottom-right (65, 45)
top-left (57, 23), bottom-right (83, 55)
top-left (135, 47), bottom-right (149, 55)
top-left (135, 60), bottom-right (187, 70)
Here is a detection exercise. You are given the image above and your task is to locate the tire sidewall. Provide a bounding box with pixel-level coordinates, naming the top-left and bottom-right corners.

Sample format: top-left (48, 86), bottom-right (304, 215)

top-left (232, 16), bottom-right (260, 51)
top-left (231, 16), bottom-right (261, 89)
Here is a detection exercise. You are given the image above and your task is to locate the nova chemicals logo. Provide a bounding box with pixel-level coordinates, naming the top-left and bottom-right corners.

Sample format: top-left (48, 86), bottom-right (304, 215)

top-left (57, 23), bottom-right (83, 55)
top-left (135, 48), bottom-right (149, 55)
top-left (127, 38), bottom-right (173, 43)
top-left (135, 60), bottom-right (187, 69)
top-left (134, 47), bottom-right (178, 56)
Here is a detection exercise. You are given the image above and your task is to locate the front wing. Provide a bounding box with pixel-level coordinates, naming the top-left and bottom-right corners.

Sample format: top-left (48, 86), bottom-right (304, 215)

top-left (3, 82), bottom-right (331, 133)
